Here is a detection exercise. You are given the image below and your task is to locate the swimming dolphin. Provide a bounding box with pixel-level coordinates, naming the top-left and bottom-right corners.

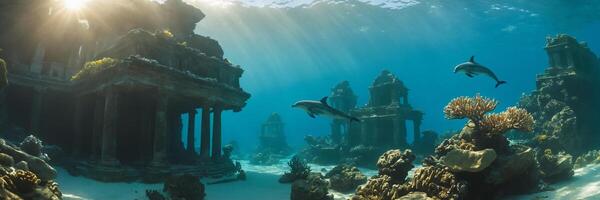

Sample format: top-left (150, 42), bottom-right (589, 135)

top-left (292, 97), bottom-right (361, 122)
top-left (454, 56), bottom-right (507, 88)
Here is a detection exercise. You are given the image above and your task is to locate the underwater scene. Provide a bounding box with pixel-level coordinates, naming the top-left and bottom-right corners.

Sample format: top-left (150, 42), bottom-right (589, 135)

top-left (1, 0), bottom-right (600, 199)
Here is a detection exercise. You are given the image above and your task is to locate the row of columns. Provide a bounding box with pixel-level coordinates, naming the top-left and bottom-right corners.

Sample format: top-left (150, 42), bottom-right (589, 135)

top-left (72, 86), bottom-right (226, 167)
top-left (354, 117), bottom-right (421, 148)
top-left (186, 105), bottom-right (223, 159)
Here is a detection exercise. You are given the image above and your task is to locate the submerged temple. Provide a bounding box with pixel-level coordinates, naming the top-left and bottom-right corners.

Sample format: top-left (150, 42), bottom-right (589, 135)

top-left (346, 70), bottom-right (423, 149)
top-left (0, 0), bottom-right (250, 181)
top-left (520, 34), bottom-right (600, 155)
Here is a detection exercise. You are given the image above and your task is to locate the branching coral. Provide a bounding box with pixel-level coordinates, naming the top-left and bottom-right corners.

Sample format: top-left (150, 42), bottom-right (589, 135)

top-left (444, 95), bottom-right (534, 135)
top-left (279, 156), bottom-right (311, 183)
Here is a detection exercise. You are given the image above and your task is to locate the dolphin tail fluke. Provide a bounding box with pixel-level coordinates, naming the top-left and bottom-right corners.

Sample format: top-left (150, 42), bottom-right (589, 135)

top-left (495, 81), bottom-right (507, 88)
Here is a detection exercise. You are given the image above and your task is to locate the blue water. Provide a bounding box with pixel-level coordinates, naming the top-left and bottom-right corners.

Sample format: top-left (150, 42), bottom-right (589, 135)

top-left (177, 0), bottom-right (600, 153)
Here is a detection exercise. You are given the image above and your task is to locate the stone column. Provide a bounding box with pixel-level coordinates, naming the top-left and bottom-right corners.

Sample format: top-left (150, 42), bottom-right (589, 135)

top-left (187, 110), bottom-right (197, 154)
top-left (413, 119), bottom-right (421, 145)
top-left (200, 106), bottom-right (211, 159)
top-left (100, 87), bottom-right (120, 166)
top-left (91, 96), bottom-right (104, 161)
top-left (331, 119), bottom-right (342, 144)
top-left (403, 94), bottom-right (409, 105)
top-left (151, 93), bottom-right (169, 167)
top-left (30, 87), bottom-right (43, 134)
top-left (392, 117), bottom-right (403, 148)
top-left (360, 119), bottom-right (369, 145)
top-left (72, 96), bottom-right (85, 157)
top-left (30, 43), bottom-right (45, 74)
top-left (211, 105), bottom-right (223, 159)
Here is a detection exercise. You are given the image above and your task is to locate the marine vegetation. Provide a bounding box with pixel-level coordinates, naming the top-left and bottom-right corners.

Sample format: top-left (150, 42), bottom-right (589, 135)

top-left (279, 156), bottom-right (311, 183)
top-left (70, 57), bottom-right (118, 81)
top-left (325, 164), bottom-right (367, 192)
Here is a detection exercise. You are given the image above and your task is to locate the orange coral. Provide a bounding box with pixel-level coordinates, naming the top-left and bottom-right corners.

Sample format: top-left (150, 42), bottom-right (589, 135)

top-left (444, 95), bottom-right (534, 135)
top-left (444, 94), bottom-right (497, 122)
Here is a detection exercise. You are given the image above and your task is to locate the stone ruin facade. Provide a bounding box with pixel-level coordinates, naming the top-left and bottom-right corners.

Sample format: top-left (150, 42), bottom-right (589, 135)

top-left (520, 34), bottom-right (600, 155)
top-left (301, 70), bottom-right (432, 167)
top-left (0, 0), bottom-right (250, 181)
top-left (345, 70), bottom-right (424, 150)
top-left (251, 113), bottom-right (291, 165)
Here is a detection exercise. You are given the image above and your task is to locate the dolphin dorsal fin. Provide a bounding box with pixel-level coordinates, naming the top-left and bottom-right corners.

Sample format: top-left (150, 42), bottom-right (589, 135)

top-left (469, 56), bottom-right (475, 63)
top-left (320, 96), bottom-right (329, 105)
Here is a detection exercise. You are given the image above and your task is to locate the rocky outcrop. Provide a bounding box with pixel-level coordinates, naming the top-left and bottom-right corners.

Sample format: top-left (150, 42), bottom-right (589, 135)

top-left (291, 173), bottom-right (333, 200)
top-left (484, 145), bottom-right (536, 185)
top-left (574, 150), bottom-right (600, 168)
top-left (325, 164), bottom-right (367, 192)
top-left (537, 149), bottom-right (574, 183)
top-left (376, 149), bottom-right (415, 181)
top-left (163, 174), bottom-right (206, 200)
top-left (0, 139), bottom-right (56, 181)
top-left (440, 148), bottom-right (496, 173)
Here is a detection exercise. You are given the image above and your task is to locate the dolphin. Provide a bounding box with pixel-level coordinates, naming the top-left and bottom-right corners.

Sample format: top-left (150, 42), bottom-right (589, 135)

top-left (454, 56), bottom-right (507, 88)
top-left (292, 97), bottom-right (361, 122)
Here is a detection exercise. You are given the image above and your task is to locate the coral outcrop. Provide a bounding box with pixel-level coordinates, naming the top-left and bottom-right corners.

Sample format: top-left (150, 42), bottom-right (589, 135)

top-left (0, 137), bottom-right (61, 200)
top-left (291, 173), bottom-right (333, 200)
top-left (408, 166), bottom-right (467, 199)
top-left (537, 149), bottom-right (574, 183)
top-left (439, 148), bottom-right (496, 173)
top-left (325, 164), bottom-right (367, 192)
top-left (353, 149), bottom-right (415, 200)
top-left (376, 149), bottom-right (415, 182)
top-left (279, 156), bottom-right (311, 183)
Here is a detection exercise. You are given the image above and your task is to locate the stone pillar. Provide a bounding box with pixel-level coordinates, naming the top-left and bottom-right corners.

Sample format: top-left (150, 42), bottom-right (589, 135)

top-left (30, 87), bottom-right (43, 134)
top-left (30, 43), bottom-right (45, 74)
top-left (566, 51), bottom-right (575, 67)
top-left (403, 94), bottom-right (409, 105)
top-left (100, 87), bottom-right (120, 166)
top-left (393, 117), bottom-right (407, 148)
top-left (200, 106), bottom-right (211, 159)
top-left (91, 96), bottom-right (104, 161)
top-left (370, 119), bottom-right (379, 145)
top-left (151, 93), bottom-right (169, 166)
top-left (211, 105), bottom-right (223, 159)
top-left (187, 110), bottom-right (197, 154)
top-left (331, 119), bottom-right (342, 144)
top-left (360, 119), bottom-right (369, 145)
top-left (72, 97), bottom-right (85, 157)
top-left (413, 119), bottom-right (421, 145)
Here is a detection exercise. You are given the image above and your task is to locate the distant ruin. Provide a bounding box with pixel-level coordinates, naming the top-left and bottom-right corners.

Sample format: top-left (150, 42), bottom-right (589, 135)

top-left (251, 113), bottom-right (291, 165)
top-left (0, 0), bottom-right (250, 181)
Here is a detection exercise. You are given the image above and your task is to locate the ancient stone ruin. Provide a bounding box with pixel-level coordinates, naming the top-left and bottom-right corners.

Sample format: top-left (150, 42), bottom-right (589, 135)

top-left (0, 0), bottom-right (250, 182)
top-left (301, 70), bottom-right (431, 167)
top-left (251, 113), bottom-right (291, 165)
top-left (520, 34), bottom-right (600, 155)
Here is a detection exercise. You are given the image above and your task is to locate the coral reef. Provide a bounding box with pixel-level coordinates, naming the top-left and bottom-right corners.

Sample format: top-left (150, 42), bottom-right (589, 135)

top-left (408, 166), bottom-right (467, 199)
top-left (376, 149), bottom-right (415, 182)
top-left (291, 173), bottom-right (333, 200)
top-left (325, 164), bottom-right (367, 192)
top-left (279, 156), bottom-right (311, 183)
top-left (574, 150), bottom-right (600, 168)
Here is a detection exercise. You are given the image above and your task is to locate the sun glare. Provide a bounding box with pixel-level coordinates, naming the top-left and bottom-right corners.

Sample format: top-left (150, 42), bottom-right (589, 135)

top-left (64, 0), bottom-right (88, 11)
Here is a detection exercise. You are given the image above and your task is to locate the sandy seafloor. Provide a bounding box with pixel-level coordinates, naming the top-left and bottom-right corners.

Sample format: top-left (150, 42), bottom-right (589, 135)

top-left (57, 160), bottom-right (600, 200)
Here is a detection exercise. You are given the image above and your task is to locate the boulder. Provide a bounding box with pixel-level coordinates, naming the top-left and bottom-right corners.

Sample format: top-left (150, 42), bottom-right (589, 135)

top-left (538, 150), bottom-right (574, 183)
top-left (163, 174), bottom-right (205, 200)
top-left (574, 150), bottom-right (600, 168)
top-left (485, 145), bottom-right (535, 185)
top-left (440, 148), bottom-right (497, 172)
top-left (325, 164), bottom-right (367, 192)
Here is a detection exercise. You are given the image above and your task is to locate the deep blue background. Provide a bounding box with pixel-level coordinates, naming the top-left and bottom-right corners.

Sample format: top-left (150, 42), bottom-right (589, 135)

top-left (178, 0), bottom-right (600, 153)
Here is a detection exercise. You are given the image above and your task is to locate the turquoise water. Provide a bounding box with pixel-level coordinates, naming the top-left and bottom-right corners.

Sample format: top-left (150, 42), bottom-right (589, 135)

top-left (176, 0), bottom-right (600, 152)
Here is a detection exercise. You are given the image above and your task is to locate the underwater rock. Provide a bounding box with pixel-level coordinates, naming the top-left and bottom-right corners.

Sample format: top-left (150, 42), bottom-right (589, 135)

top-left (0, 139), bottom-right (56, 181)
top-left (279, 156), bottom-right (311, 183)
top-left (537, 149), bottom-right (574, 183)
top-left (14, 161), bottom-right (28, 171)
top-left (574, 150), bottom-right (600, 168)
top-left (440, 148), bottom-right (497, 173)
top-left (163, 174), bottom-right (205, 200)
top-left (484, 145), bottom-right (536, 185)
top-left (291, 173), bottom-right (332, 200)
top-left (352, 175), bottom-right (410, 200)
top-left (324, 164), bottom-right (367, 192)
top-left (146, 190), bottom-right (167, 200)
top-left (249, 152), bottom-right (280, 166)
top-left (376, 149), bottom-right (415, 182)
top-left (19, 135), bottom-right (43, 158)
top-left (0, 153), bottom-right (14, 167)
